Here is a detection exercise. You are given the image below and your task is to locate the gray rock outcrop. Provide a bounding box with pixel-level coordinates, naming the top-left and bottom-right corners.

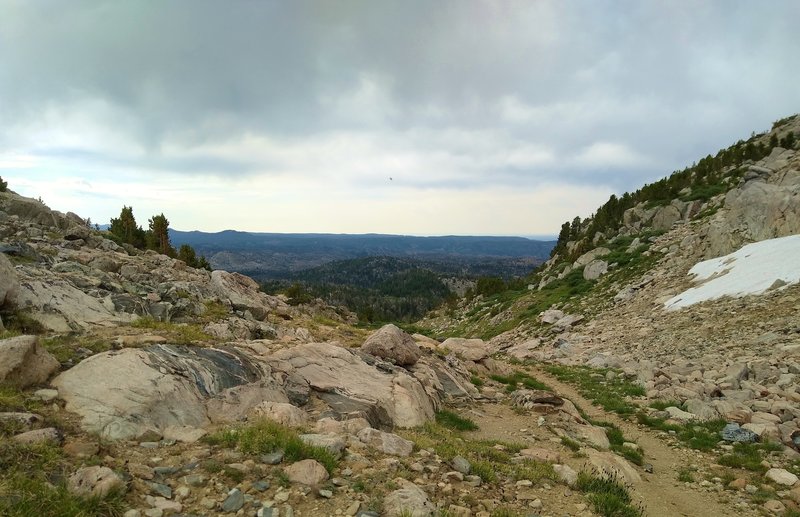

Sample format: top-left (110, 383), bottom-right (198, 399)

top-left (0, 253), bottom-right (18, 308)
top-left (270, 342), bottom-right (436, 428)
top-left (52, 344), bottom-right (280, 440)
top-left (361, 324), bottom-right (421, 366)
top-left (0, 335), bottom-right (60, 388)
top-left (583, 259), bottom-right (608, 280)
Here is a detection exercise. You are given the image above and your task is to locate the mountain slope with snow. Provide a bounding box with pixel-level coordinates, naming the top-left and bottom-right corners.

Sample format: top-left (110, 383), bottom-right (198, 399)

top-left (665, 234), bottom-right (800, 310)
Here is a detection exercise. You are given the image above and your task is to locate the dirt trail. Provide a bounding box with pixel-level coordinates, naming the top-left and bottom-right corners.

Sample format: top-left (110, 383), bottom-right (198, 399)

top-left (469, 365), bottom-right (757, 517)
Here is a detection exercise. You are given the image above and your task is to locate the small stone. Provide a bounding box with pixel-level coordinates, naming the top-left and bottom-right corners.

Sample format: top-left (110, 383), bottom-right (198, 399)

top-left (452, 456), bottom-right (471, 475)
top-left (261, 452), bottom-right (284, 465)
top-left (12, 427), bottom-right (63, 445)
top-left (181, 474), bottom-right (206, 487)
top-left (284, 459), bottom-right (329, 485)
top-left (123, 511), bottom-right (141, 517)
top-left (153, 466), bottom-right (179, 476)
top-left (128, 463), bottom-right (155, 480)
top-left (728, 478), bottom-right (747, 490)
top-left (148, 482), bottom-right (172, 499)
top-left (151, 497), bottom-right (181, 513)
top-left (252, 480), bottom-right (270, 492)
top-left (63, 439), bottom-right (99, 458)
top-left (222, 488), bottom-right (245, 513)
top-left (318, 489), bottom-right (333, 498)
top-left (33, 389), bottom-right (59, 402)
top-left (553, 464), bottom-right (578, 486)
top-left (763, 499), bottom-right (786, 514)
top-left (67, 466), bottom-right (126, 498)
top-left (765, 468), bottom-right (799, 486)
top-left (465, 475), bottom-right (482, 487)
top-left (720, 423), bottom-right (759, 443)
top-left (345, 501), bottom-right (361, 516)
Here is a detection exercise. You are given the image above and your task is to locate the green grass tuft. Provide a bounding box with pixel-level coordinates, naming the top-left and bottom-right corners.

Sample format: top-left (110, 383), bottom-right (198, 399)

top-left (576, 471), bottom-right (642, 517)
top-left (677, 468), bottom-right (695, 483)
top-left (0, 440), bottom-right (125, 517)
top-left (561, 436), bottom-right (581, 452)
top-left (718, 441), bottom-right (784, 472)
top-left (435, 410), bottom-right (479, 431)
top-left (635, 414), bottom-right (726, 451)
top-left (131, 317), bottom-right (212, 344)
top-left (400, 421), bottom-right (553, 485)
top-left (543, 365), bottom-right (643, 415)
top-left (489, 371), bottom-right (549, 392)
top-left (204, 419), bottom-right (338, 474)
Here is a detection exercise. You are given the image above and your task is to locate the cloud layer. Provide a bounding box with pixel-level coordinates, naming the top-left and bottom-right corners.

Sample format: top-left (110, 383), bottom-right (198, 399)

top-left (1, 0), bottom-right (798, 235)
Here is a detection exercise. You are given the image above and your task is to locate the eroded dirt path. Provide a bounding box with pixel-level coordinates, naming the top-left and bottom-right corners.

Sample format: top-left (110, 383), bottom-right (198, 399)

top-left (467, 364), bottom-right (758, 517)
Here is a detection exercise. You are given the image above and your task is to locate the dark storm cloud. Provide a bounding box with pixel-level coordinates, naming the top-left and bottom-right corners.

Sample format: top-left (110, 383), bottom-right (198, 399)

top-left (1, 0), bottom-right (798, 190)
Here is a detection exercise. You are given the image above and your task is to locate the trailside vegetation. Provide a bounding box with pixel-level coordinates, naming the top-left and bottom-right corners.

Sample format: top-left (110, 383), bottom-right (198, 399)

top-left (550, 118), bottom-right (797, 262)
top-left (108, 206), bottom-right (210, 269)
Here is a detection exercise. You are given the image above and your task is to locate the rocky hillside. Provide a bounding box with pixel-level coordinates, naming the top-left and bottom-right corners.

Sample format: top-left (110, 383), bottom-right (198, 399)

top-left (417, 115), bottom-right (800, 514)
top-left (1, 187), bottom-right (672, 517)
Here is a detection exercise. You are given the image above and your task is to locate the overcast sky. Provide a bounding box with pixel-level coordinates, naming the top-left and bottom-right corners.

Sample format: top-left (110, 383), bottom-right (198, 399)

top-left (1, 1), bottom-right (798, 236)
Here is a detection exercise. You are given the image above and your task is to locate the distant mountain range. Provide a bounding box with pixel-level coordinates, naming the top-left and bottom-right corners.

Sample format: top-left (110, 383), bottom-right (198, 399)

top-left (168, 229), bottom-right (555, 278)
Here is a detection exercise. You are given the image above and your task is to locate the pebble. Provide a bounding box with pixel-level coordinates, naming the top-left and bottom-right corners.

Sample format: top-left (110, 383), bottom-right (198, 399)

top-left (153, 466), bottom-right (179, 476)
top-left (261, 452), bottom-right (284, 465)
top-left (222, 488), bottom-right (245, 513)
top-left (452, 455), bottom-right (471, 474)
top-left (147, 482), bottom-right (172, 499)
top-left (33, 389), bottom-right (59, 402)
top-left (181, 474), bottom-right (206, 487)
top-left (252, 480), bottom-right (270, 491)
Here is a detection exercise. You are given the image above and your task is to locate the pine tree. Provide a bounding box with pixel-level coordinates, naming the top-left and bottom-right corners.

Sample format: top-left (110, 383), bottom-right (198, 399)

top-left (109, 206), bottom-right (145, 247)
top-left (0, 176), bottom-right (7, 192)
top-left (147, 214), bottom-right (175, 256)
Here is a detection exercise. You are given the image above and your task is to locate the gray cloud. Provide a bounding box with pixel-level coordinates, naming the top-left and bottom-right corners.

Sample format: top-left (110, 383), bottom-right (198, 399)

top-left (1, 0), bottom-right (799, 223)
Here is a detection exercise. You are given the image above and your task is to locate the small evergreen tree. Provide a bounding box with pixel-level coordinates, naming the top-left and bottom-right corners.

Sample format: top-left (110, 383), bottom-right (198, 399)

top-left (176, 244), bottom-right (211, 270)
top-left (0, 176), bottom-right (7, 192)
top-left (177, 244), bottom-right (197, 266)
top-left (780, 131), bottom-right (795, 149)
top-left (147, 213), bottom-right (175, 257)
top-left (109, 206), bottom-right (146, 247)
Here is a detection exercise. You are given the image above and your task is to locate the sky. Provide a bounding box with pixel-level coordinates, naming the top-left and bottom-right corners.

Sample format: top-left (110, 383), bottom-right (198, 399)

top-left (1, 1), bottom-right (798, 237)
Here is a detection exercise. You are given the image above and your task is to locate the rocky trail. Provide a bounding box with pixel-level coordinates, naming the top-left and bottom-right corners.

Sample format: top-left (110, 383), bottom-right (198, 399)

top-left (522, 366), bottom-right (757, 517)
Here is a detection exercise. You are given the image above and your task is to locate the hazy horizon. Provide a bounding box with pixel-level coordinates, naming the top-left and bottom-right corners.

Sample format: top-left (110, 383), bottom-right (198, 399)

top-left (2, 1), bottom-right (798, 235)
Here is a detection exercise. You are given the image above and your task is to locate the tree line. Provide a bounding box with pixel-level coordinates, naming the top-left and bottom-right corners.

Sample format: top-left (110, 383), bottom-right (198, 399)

top-left (108, 206), bottom-right (211, 270)
top-left (551, 123), bottom-right (797, 261)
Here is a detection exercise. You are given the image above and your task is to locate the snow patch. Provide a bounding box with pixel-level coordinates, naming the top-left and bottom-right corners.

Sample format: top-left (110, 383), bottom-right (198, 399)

top-left (665, 234), bottom-right (800, 310)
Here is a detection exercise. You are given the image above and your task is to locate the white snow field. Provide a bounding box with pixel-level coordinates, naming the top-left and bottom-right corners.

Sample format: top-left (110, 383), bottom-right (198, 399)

top-left (665, 234), bottom-right (800, 310)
